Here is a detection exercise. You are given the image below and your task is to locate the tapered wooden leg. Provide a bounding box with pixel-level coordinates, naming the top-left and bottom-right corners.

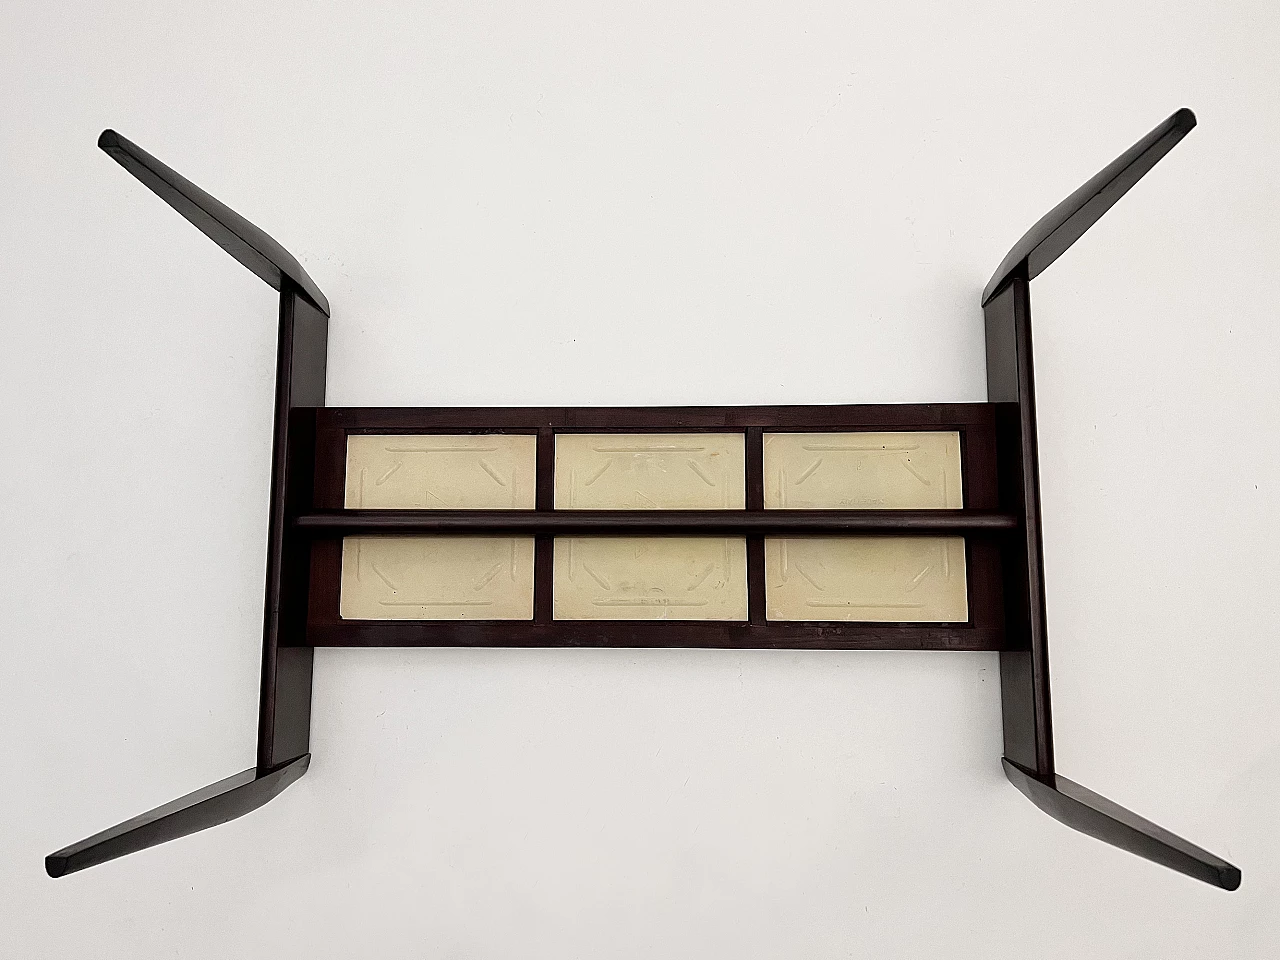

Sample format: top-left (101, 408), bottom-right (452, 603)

top-left (1003, 759), bottom-right (1239, 890)
top-left (45, 755), bottom-right (309, 878)
top-left (985, 112), bottom-right (1237, 891)
top-left (47, 133), bottom-right (330, 878)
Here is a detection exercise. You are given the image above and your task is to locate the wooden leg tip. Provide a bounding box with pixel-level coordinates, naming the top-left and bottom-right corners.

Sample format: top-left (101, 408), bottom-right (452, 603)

top-left (45, 855), bottom-right (70, 879)
top-left (1218, 864), bottom-right (1242, 891)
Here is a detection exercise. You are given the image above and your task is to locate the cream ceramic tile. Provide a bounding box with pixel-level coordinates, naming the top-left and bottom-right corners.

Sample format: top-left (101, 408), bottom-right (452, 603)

top-left (553, 537), bottom-right (748, 620)
top-left (763, 431), bottom-right (962, 509)
top-left (340, 536), bottom-right (534, 620)
top-left (345, 434), bottom-right (536, 509)
top-left (554, 433), bottom-right (745, 509)
top-left (764, 536), bottom-right (967, 622)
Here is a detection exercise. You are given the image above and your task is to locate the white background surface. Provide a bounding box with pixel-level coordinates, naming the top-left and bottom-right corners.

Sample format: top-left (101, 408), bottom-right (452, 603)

top-left (2, 1), bottom-right (1277, 956)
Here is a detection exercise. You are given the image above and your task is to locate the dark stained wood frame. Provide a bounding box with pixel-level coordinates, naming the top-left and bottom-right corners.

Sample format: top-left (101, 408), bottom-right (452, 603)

top-left (47, 113), bottom-right (1240, 891)
top-left (301, 404), bottom-right (1005, 651)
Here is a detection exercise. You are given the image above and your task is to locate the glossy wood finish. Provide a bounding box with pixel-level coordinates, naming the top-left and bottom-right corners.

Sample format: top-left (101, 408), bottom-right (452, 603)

top-left (985, 114), bottom-right (1238, 888)
top-left (294, 507), bottom-right (1018, 536)
top-left (1004, 760), bottom-right (1241, 891)
top-left (982, 109), bottom-right (1196, 304)
top-left (45, 757), bottom-right (309, 878)
top-left (986, 274), bottom-right (1052, 774)
top-left (256, 285), bottom-right (327, 770)
top-left (47, 135), bottom-right (325, 877)
top-left (98, 130), bottom-right (330, 315)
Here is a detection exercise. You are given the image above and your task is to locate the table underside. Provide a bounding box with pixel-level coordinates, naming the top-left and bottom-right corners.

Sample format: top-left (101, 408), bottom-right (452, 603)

top-left (296, 403), bottom-right (1011, 651)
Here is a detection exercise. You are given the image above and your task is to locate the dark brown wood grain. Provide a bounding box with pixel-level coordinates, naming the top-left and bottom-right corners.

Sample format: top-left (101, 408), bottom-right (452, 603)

top-left (534, 427), bottom-right (555, 624)
top-left (98, 130), bottom-right (330, 315)
top-left (745, 426), bottom-right (766, 625)
top-left (294, 508), bottom-right (1017, 536)
top-left (305, 620), bottom-right (1001, 650)
top-left (256, 284), bottom-right (326, 771)
top-left (327, 402), bottom-right (992, 432)
top-left (956, 405), bottom-right (1005, 652)
top-left (985, 272), bottom-right (1053, 775)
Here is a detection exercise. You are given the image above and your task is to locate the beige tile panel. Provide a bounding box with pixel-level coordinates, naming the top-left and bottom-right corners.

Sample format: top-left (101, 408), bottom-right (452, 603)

top-left (764, 537), bottom-right (967, 622)
top-left (555, 433), bottom-right (745, 509)
top-left (340, 536), bottom-right (534, 620)
top-left (345, 434), bottom-right (536, 509)
top-left (763, 431), bottom-right (962, 509)
top-left (553, 537), bottom-right (748, 620)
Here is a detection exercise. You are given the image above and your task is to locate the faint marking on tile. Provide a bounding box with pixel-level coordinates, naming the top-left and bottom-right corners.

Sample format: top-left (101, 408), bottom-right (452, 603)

top-left (764, 537), bottom-right (967, 622)
top-left (763, 431), bottom-right (962, 509)
top-left (555, 434), bottom-right (745, 510)
top-left (345, 434), bottom-right (536, 509)
top-left (553, 537), bottom-right (748, 620)
top-left (340, 536), bottom-right (534, 620)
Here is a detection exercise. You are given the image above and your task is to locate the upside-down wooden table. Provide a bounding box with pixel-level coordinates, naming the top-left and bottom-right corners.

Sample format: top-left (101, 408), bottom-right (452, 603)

top-left (46, 109), bottom-right (1240, 891)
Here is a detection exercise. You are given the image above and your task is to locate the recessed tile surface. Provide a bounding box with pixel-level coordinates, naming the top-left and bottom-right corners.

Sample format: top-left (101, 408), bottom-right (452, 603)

top-left (553, 537), bottom-right (748, 620)
top-left (342, 435), bottom-right (535, 620)
top-left (345, 434), bottom-right (536, 509)
top-left (763, 431), bottom-right (962, 509)
top-left (340, 536), bottom-right (535, 620)
top-left (764, 536), bottom-right (967, 622)
top-left (555, 433), bottom-right (745, 509)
